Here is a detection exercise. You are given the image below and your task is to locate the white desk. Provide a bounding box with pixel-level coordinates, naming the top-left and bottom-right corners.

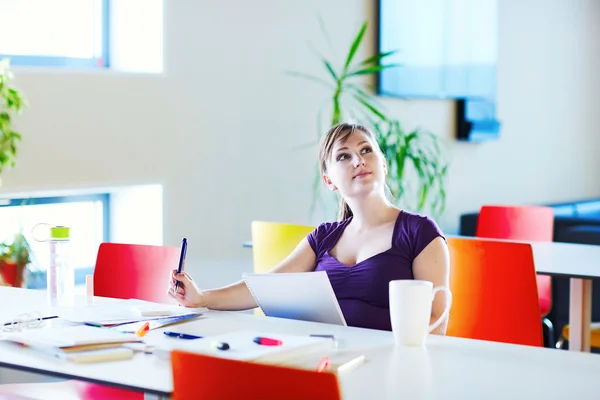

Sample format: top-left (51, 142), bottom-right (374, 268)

top-left (0, 287), bottom-right (599, 399)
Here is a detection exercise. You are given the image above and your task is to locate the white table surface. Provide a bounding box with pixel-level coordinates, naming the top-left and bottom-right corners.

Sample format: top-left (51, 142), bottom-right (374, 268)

top-left (531, 241), bottom-right (600, 279)
top-left (0, 287), bottom-right (599, 399)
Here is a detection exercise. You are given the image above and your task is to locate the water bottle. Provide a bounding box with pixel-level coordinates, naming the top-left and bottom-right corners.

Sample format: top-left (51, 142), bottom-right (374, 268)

top-left (46, 226), bottom-right (74, 307)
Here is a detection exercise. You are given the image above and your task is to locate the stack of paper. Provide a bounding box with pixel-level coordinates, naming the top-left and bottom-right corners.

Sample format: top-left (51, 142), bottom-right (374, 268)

top-left (55, 299), bottom-right (206, 327)
top-left (0, 325), bottom-right (142, 363)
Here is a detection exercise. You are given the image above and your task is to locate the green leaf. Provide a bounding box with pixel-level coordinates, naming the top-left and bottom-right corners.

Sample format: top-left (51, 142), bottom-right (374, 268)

top-left (353, 95), bottom-right (387, 121)
top-left (332, 95), bottom-right (342, 126)
top-left (344, 84), bottom-right (387, 113)
top-left (317, 14), bottom-right (334, 53)
top-left (323, 60), bottom-right (338, 81)
top-left (343, 22), bottom-right (368, 74)
top-left (360, 50), bottom-right (398, 66)
top-left (347, 63), bottom-right (401, 77)
top-left (284, 71), bottom-right (335, 89)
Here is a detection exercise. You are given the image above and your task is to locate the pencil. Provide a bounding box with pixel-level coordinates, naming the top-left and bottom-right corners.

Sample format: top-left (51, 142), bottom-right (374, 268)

top-left (3, 315), bottom-right (59, 326)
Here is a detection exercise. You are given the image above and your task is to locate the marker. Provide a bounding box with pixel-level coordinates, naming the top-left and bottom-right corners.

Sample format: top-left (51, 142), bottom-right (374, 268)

top-left (163, 331), bottom-right (202, 340)
top-left (316, 356), bottom-right (330, 372)
top-left (135, 322), bottom-right (150, 337)
top-left (253, 337), bottom-right (282, 346)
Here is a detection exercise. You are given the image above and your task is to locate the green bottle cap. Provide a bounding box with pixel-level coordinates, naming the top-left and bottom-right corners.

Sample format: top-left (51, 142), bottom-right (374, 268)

top-left (50, 226), bottom-right (70, 240)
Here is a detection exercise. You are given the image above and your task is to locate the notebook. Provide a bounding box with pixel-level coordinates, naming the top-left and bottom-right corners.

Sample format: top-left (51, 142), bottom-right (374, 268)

top-left (242, 271), bottom-right (347, 326)
top-left (156, 330), bottom-right (334, 365)
top-left (34, 346), bottom-right (135, 364)
top-left (0, 325), bottom-right (142, 349)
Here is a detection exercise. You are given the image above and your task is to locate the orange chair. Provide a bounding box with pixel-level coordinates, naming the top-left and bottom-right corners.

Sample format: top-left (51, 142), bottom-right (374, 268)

top-left (0, 243), bottom-right (181, 400)
top-left (446, 237), bottom-right (544, 347)
top-left (171, 350), bottom-right (342, 400)
top-left (475, 205), bottom-right (555, 344)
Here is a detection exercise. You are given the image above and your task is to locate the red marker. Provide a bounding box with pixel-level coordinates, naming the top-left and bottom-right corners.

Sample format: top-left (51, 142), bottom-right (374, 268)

top-left (316, 356), bottom-right (330, 372)
top-left (253, 336), bottom-right (283, 346)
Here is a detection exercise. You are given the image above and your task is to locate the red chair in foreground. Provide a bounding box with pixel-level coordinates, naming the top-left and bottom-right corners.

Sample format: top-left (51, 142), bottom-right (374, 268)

top-left (171, 350), bottom-right (342, 400)
top-left (0, 243), bottom-right (181, 400)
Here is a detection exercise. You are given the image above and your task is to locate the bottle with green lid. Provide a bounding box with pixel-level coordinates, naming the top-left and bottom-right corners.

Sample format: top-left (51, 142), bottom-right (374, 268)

top-left (47, 225), bottom-right (74, 307)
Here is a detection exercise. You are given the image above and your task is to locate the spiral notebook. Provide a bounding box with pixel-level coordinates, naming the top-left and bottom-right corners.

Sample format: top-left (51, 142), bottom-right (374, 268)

top-left (242, 271), bottom-right (347, 326)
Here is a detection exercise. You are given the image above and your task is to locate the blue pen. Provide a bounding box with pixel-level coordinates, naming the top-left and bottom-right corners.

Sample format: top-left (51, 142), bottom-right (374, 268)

top-left (174, 238), bottom-right (188, 290)
top-left (163, 331), bottom-right (202, 340)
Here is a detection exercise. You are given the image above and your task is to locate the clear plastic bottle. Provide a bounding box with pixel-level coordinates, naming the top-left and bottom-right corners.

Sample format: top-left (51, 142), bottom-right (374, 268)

top-left (46, 226), bottom-right (74, 307)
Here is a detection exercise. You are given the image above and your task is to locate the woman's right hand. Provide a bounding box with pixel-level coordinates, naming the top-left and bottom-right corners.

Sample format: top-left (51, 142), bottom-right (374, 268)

top-left (167, 269), bottom-right (205, 308)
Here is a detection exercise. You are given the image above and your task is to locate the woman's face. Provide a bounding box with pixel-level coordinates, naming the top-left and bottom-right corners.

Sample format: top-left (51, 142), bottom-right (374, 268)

top-left (322, 130), bottom-right (387, 199)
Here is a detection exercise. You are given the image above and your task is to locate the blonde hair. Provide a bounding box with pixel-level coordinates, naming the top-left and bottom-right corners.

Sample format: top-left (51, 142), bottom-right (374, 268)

top-left (318, 123), bottom-right (385, 220)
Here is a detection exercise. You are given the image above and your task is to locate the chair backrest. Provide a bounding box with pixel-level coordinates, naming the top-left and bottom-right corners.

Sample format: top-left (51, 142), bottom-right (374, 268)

top-left (446, 237), bottom-right (543, 347)
top-left (251, 221), bottom-right (315, 273)
top-left (93, 242), bottom-right (180, 303)
top-left (171, 350), bottom-right (341, 400)
top-left (475, 205), bottom-right (554, 317)
top-left (476, 205), bottom-right (554, 241)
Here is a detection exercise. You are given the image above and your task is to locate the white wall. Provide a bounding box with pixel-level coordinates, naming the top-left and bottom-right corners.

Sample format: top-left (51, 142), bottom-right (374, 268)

top-left (2, 0), bottom-right (600, 287)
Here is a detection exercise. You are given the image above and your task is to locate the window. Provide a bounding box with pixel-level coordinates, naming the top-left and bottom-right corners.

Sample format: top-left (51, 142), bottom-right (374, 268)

top-left (0, 194), bottom-right (109, 288)
top-left (0, 0), bottom-right (109, 68)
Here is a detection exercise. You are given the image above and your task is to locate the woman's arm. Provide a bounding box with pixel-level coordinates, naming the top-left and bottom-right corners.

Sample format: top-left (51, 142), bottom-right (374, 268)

top-left (412, 236), bottom-right (451, 335)
top-left (169, 238), bottom-right (317, 311)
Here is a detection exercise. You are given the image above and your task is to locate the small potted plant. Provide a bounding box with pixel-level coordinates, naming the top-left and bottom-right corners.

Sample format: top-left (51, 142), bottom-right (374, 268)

top-left (0, 232), bottom-right (32, 287)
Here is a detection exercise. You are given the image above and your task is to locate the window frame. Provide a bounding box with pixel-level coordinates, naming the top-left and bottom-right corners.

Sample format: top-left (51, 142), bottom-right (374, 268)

top-left (0, 0), bottom-right (111, 68)
top-left (0, 193), bottom-right (110, 288)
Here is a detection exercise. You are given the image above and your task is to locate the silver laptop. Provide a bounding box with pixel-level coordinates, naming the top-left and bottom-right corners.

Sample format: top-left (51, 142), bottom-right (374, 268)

top-left (242, 271), bottom-right (347, 326)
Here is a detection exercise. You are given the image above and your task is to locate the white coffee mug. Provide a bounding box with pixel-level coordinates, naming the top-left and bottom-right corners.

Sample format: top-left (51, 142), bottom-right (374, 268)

top-left (389, 280), bottom-right (452, 347)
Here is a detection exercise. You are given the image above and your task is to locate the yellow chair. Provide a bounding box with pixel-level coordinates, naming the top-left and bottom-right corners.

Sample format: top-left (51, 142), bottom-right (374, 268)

top-left (559, 323), bottom-right (600, 349)
top-left (250, 221), bottom-right (315, 315)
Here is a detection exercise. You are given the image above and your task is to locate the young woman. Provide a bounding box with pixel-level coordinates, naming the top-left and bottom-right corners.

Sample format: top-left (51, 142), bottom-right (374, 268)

top-left (168, 123), bottom-right (450, 333)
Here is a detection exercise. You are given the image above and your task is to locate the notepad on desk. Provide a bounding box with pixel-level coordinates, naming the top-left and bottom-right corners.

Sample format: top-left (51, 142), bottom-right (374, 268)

top-left (156, 330), bottom-right (334, 365)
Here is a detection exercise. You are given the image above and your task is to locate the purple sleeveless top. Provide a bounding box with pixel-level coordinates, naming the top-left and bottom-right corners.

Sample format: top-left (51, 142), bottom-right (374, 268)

top-left (307, 210), bottom-right (444, 331)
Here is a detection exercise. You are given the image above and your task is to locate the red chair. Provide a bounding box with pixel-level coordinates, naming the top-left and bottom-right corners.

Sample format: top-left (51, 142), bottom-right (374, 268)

top-left (171, 350), bottom-right (342, 400)
top-left (447, 238), bottom-right (544, 347)
top-left (0, 243), bottom-right (181, 400)
top-left (475, 205), bottom-right (555, 345)
top-left (92, 242), bottom-right (180, 304)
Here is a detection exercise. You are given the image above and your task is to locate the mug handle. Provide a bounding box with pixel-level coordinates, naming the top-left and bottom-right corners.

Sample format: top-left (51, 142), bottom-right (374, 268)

top-left (428, 286), bottom-right (452, 333)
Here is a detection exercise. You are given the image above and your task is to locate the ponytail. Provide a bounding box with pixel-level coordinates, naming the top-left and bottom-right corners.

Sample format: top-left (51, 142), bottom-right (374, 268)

top-left (337, 197), bottom-right (353, 221)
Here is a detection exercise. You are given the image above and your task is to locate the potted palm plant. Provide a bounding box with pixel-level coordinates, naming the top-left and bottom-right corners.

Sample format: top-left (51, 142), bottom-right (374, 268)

top-left (0, 232), bottom-right (32, 287)
top-left (288, 21), bottom-right (449, 219)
